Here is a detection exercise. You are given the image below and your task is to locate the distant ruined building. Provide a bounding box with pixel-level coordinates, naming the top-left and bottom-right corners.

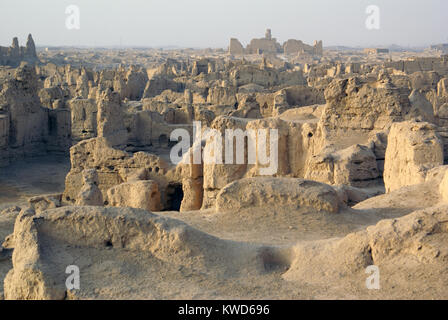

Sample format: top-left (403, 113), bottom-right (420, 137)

top-left (0, 34), bottom-right (39, 67)
top-left (430, 44), bottom-right (448, 54)
top-left (364, 48), bottom-right (390, 55)
top-left (229, 29), bottom-right (323, 56)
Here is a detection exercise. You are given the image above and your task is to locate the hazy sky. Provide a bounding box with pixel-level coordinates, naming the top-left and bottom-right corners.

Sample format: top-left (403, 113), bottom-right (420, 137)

top-left (0, 0), bottom-right (447, 48)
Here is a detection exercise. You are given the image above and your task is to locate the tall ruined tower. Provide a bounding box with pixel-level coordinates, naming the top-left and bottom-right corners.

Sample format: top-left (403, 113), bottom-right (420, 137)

top-left (265, 29), bottom-right (272, 40)
top-left (0, 34), bottom-right (39, 66)
top-left (25, 34), bottom-right (37, 58)
top-left (10, 37), bottom-right (20, 56)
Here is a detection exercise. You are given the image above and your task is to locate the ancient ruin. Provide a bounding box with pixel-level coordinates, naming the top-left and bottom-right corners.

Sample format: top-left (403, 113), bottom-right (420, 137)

top-left (0, 34), bottom-right (38, 67)
top-left (229, 29), bottom-right (323, 56)
top-left (0, 23), bottom-right (448, 301)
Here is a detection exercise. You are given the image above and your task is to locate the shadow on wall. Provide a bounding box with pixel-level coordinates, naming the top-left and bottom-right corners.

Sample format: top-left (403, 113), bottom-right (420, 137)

top-left (159, 134), bottom-right (168, 147)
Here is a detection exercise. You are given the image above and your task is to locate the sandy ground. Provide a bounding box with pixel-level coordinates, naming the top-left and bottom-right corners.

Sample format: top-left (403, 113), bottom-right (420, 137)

top-left (0, 155), bottom-right (70, 210)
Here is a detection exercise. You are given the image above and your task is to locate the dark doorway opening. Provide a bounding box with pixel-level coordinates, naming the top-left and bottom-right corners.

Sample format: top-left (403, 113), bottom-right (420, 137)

top-left (165, 183), bottom-right (183, 211)
top-left (159, 134), bottom-right (168, 147)
top-left (48, 115), bottom-right (57, 136)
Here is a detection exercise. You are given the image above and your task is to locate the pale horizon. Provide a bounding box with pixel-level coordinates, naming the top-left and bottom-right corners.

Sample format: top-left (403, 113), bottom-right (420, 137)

top-left (1, 0), bottom-right (447, 49)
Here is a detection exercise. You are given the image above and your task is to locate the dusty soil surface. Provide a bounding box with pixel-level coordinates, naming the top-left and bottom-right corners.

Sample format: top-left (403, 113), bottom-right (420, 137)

top-left (0, 155), bottom-right (70, 210)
